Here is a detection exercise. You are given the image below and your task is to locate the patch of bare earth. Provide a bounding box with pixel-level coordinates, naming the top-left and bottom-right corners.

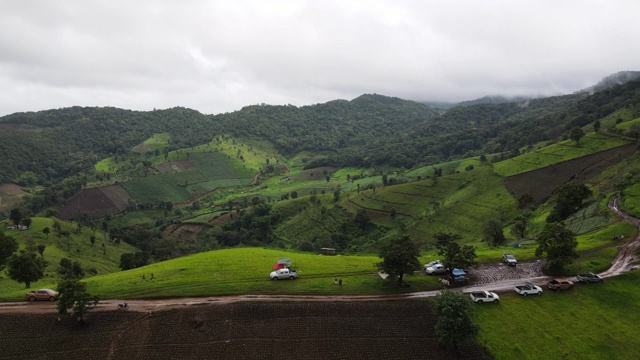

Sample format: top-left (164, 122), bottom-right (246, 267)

top-left (0, 183), bottom-right (26, 211)
top-left (0, 303), bottom-right (488, 360)
top-left (504, 143), bottom-right (636, 203)
top-left (57, 185), bottom-right (132, 220)
top-left (155, 160), bottom-right (195, 174)
top-left (292, 166), bottom-right (338, 181)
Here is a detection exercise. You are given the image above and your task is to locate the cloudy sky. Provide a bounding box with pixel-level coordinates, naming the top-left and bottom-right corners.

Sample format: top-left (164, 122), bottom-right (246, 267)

top-left (1, 0), bottom-right (638, 116)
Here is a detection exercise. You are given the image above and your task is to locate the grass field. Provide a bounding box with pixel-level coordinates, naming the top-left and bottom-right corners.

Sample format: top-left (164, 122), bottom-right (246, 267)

top-left (476, 270), bottom-right (640, 360)
top-left (0, 217), bottom-right (136, 299)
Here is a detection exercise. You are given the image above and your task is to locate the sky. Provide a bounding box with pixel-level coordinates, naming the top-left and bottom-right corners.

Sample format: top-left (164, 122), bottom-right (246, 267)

top-left (1, 0), bottom-right (639, 116)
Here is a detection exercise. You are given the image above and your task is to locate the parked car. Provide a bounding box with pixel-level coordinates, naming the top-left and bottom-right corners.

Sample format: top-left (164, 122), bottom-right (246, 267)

top-left (424, 260), bottom-right (442, 271)
top-left (26, 289), bottom-right (59, 302)
top-left (576, 272), bottom-right (603, 283)
top-left (469, 291), bottom-right (500, 303)
top-left (514, 281), bottom-right (543, 296)
top-left (547, 278), bottom-right (574, 291)
top-left (269, 268), bottom-right (298, 280)
top-left (426, 264), bottom-right (447, 275)
top-left (502, 252), bottom-right (517, 266)
top-left (450, 268), bottom-right (468, 283)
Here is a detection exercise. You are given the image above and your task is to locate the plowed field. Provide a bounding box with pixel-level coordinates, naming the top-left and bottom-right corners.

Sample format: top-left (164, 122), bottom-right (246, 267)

top-left (0, 302), bottom-right (488, 360)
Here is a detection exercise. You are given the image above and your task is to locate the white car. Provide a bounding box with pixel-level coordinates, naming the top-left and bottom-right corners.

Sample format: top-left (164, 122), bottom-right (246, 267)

top-left (426, 264), bottom-right (447, 275)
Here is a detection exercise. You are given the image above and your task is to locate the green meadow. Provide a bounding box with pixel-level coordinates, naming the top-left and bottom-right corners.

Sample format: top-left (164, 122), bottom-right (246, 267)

top-left (476, 271), bottom-right (640, 360)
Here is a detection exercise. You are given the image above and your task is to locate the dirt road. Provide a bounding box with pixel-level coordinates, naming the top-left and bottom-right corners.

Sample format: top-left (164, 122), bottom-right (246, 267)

top-left (1, 196), bottom-right (638, 315)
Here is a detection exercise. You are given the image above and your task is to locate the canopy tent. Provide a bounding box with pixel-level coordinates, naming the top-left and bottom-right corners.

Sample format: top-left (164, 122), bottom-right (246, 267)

top-left (273, 257), bottom-right (293, 270)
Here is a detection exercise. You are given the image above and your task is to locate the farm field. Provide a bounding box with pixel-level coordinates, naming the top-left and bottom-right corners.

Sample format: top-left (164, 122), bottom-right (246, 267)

top-left (493, 132), bottom-right (630, 177)
top-left (0, 301), bottom-right (488, 360)
top-left (476, 270), bottom-right (640, 360)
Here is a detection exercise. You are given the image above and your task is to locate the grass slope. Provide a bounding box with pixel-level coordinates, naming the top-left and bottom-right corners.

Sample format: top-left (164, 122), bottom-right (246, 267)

top-left (476, 271), bottom-right (640, 360)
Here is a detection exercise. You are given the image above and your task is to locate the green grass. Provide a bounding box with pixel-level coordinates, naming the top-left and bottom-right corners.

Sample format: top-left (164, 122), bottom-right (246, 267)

top-left (494, 133), bottom-right (629, 177)
top-left (0, 217), bottom-right (137, 299)
top-left (619, 183), bottom-right (640, 218)
top-left (0, 247), bottom-right (447, 301)
top-left (476, 270), bottom-right (640, 360)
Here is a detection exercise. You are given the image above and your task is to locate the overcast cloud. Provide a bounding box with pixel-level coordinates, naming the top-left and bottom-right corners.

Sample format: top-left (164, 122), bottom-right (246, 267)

top-left (1, 0), bottom-right (639, 116)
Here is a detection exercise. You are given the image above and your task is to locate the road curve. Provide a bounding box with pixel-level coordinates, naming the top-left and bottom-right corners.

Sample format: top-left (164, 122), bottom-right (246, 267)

top-left (1, 196), bottom-right (638, 314)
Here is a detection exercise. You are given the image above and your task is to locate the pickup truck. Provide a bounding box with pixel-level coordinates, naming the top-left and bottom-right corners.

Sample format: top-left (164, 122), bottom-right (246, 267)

top-left (469, 291), bottom-right (500, 304)
top-left (269, 268), bottom-right (298, 280)
top-left (576, 272), bottom-right (603, 283)
top-left (502, 253), bottom-right (517, 266)
top-left (547, 278), bottom-right (574, 291)
top-left (514, 281), bottom-right (543, 296)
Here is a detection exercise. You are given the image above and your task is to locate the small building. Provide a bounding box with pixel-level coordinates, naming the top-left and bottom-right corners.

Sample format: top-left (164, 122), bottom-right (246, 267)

top-left (320, 247), bottom-right (336, 256)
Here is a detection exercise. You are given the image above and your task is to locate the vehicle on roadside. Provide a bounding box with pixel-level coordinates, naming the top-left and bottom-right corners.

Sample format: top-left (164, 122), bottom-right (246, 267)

top-left (424, 260), bottom-right (442, 271)
top-left (26, 289), bottom-right (59, 302)
top-left (502, 252), bottom-right (517, 266)
top-left (547, 278), bottom-right (574, 291)
top-left (450, 268), bottom-right (468, 283)
top-left (576, 272), bottom-right (603, 283)
top-left (426, 264), bottom-right (447, 275)
top-left (469, 291), bottom-right (500, 304)
top-left (269, 268), bottom-right (298, 280)
top-left (514, 281), bottom-right (543, 296)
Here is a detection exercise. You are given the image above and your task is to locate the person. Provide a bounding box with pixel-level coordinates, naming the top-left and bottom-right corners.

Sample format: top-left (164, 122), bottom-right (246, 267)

top-left (142, 274), bottom-right (146, 280)
top-left (334, 277), bottom-right (338, 285)
top-left (339, 278), bottom-right (343, 286)
top-left (150, 273), bottom-right (155, 280)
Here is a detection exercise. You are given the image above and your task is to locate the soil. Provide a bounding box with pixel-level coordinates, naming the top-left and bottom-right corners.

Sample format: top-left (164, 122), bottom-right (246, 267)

top-left (503, 143), bottom-right (637, 203)
top-left (57, 185), bottom-right (132, 220)
top-left (155, 160), bottom-right (195, 174)
top-left (0, 183), bottom-right (26, 211)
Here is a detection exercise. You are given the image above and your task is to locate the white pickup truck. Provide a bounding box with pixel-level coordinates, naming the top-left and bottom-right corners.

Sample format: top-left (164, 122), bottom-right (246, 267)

top-left (514, 281), bottom-right (543, 296)
top-left (269, 268), bottom-right (298, 280)
top-left (469, 291), bottom-right (500, 304)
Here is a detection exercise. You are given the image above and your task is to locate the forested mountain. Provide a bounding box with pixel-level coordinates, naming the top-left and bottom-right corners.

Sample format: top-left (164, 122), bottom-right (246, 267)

top-left (2, 74), bottom-right (640, 190)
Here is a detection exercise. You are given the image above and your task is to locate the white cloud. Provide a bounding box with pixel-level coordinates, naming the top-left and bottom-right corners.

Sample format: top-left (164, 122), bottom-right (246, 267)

top-left (1, 0), bottom-right (639, 116)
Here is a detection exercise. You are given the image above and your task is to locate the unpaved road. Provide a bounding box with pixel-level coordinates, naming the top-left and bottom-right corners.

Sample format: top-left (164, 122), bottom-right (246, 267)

top-left (2, 196), bottom-right (638, 314)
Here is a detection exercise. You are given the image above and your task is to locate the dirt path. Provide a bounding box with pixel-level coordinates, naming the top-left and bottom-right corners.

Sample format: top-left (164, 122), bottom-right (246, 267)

top-left (1, 196), bottom-right (638, 315)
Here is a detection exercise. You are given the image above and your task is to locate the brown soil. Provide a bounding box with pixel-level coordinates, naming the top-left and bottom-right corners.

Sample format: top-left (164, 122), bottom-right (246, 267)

top-left (57, 185), bottom-right (132, 220)
top-left (155, 160), bottom-right (194, 174)
top-left (292, 166), bottom-right (338, 181)
top-left (504, 143), bottom-right (637, 203)
top-left (0, 302), bottom-right (488, 360)
top-left (0, 183), bottom-right (26, 211)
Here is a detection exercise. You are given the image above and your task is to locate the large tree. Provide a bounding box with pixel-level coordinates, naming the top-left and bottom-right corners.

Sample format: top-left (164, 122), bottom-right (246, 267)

top-left (58, 258), bottom-right (85, 280)
top-left (571, 126), bottom-right (585, 145)
top-left (547, 183), bottom-right (592, 222)
top-left (56, 279), bottom-right (99, 323)
top-left (482, 219), bottom-right (506, 247)
top-left (7, 250), bottom-right (49, 288)
top-left (9, 208), bottom-right (23, 227)
top-left (377, 234), bottom-right (421, 286)
top-left (0, 231), bottom-right (19, 270)
top-left (535, 222), bottom-right (579, 272)
top-left (431, 290), bottom-right (479, 352)
top-left (434, 232), bottom-right (477, 270)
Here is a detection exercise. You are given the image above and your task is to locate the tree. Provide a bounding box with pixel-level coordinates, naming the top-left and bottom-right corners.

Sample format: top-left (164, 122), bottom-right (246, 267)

top-left (354, 209), bottom-right (372, 230)
top-left (42, 227), bottom-right (50, 240)
top-left (101, 221), bottom-right (108, 255)
top-left (7, 250), bottom-right (49, 288)
top-left (58, 258), bottom-right (85, 280)
top-left (510, 217), bottom-right (528, 240)
top-left (570, 126), bottom-right (585, 145)
top-left (0, 232), bottom-right (19, 270)
top-left (90, 235), bottom-right (96, 247)
top-left (535, 222), bottom-right (579, 272)
top-left (377, 235), bottom-right (421, 286)
top-left (593, 120), bottom-right (601, 133)
top-left (9, 208), bottom-right (23, 227)
top-left (547, 183), bottom-right (592, 222)
top-left (37, 244), bottom-right (46, 258)
top-left (56, 279), bottom-right (99, 323)
top-left (431, 290), bottom-right (478, 352)
top-left (434, 232), bottom-right (477, 270)
top-left (21, 217), bottom-right (32, 229)
top-left (517, 193), bottom-right (535, 209)
top-left (482, 219), bottom-right (506, 247)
